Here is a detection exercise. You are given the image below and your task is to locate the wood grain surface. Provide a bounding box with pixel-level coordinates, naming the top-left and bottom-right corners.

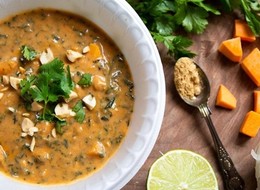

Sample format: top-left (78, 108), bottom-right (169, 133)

top-left (122, 13), bottom-right (260, 190)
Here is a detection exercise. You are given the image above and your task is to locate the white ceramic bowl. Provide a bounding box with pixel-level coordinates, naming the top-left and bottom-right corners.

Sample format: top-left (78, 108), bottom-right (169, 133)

top-left (0, 0), bottom-right (165, 189)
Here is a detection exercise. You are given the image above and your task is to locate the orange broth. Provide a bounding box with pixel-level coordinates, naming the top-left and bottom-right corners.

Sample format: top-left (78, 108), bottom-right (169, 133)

top-left (0, 9), bottom-right (134, 184)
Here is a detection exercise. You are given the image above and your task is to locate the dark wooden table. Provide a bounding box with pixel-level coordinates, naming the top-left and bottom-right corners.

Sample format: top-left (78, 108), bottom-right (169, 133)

top-left (122, 13), bottom-right (260, 190)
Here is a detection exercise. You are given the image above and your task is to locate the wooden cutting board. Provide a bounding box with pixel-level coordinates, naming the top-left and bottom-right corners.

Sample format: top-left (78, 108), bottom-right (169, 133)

top-left (122, 13), bottom-right (260, 190)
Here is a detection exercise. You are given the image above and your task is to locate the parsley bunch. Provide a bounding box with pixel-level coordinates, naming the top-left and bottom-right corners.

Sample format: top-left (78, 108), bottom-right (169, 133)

top-left (127, 0), bottom-right (220, 59)
top-left (127, 0), bottom-right (260, 60)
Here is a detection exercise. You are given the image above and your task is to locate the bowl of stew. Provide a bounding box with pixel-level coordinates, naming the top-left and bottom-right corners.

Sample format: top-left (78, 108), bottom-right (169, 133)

top-left (0, 0), bottom-right (165, 189)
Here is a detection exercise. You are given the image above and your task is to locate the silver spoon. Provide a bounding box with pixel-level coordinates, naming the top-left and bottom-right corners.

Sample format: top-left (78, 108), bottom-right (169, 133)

top-left (174, 58), bottom-right (245, 190)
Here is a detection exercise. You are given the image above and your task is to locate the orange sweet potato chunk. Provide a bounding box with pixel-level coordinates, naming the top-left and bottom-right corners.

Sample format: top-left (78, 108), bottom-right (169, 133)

top-left (240, 111), bottom-right (260, 137)
top-left (234, 19), bottom-right (256, 42)
top-left (218, 37), bottom-right (243, 62)
top-left (241, 48), bottom-right (260, 87)
top-left (0, 60), bottom-right (18, 75)
top-left (88, 43), bottom-right (102, 60)
top-left (215, 84), bottom-right (237, 110)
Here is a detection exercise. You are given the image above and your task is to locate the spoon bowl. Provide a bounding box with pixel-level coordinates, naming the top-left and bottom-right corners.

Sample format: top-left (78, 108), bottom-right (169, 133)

top-left (174, 57), bottom-right (245, 190)
top-left (178, 61), bottom-right (210, 107)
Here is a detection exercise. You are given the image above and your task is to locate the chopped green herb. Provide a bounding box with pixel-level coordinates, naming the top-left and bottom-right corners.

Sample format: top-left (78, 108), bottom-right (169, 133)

top-left (63, 139), bottom-right (69, 149)
top-left (74, 171), bottom-right (83, 177)
top-left (111, 134), bottom-right (124, 144)
top-left (78, 73), bottom-right (92, 86)
top-left (52, 34), bottom-right (61, 42)
top-left (72, 101), bottom-right (86, 123)
top-left (105, 97), bottom-right (115, 109)
top-left (101, 116), bottom-right (109, 121)
top-left (0, 113), bottom-right (6, 123)
top-left (20, 58), bottom-right (74, 127)
top-left (21, 45), bottom-right (37, 61)
top-left (100, 110), bottom-right (112, 121)
top-left (66, 66), bottom-right (74, 90)
top-left (53, 114), bottom-right (67, 134)
top-left (36, 108), bottom-right (67, 134)
top-left (20, 75), bottom-right (36, 99)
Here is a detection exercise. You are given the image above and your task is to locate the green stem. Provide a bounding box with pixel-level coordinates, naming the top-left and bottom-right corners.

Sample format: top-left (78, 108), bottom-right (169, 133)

top-left (43, 102), bottom-right (47, 120)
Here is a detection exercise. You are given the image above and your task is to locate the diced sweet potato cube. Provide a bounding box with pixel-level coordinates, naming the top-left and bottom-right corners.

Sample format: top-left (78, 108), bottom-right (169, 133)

top-left (218, 37), bottom-right (242, 62)
top-left (234, 19), bottom-right (256, 42)
top-left (88, 43), bottom-right (102, 60)
top-left (216, 84), bottom-right (237, 110)
top-left (241, 48), bottom-right (260, 87)
top-left (240, 111), bottom-right (260, 137)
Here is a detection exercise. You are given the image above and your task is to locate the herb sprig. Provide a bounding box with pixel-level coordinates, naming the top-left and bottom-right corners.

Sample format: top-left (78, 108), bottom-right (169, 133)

top-left (20, 58), bottom-right (74, 132)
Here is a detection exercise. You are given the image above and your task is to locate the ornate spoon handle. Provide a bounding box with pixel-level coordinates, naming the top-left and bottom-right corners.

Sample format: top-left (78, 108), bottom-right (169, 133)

top-left (198, 103), bottom-right (245, 190)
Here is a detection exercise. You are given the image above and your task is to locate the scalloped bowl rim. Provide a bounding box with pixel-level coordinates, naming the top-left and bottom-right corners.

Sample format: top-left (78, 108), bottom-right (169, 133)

top-left (0, 0), bottom-right (166, 189)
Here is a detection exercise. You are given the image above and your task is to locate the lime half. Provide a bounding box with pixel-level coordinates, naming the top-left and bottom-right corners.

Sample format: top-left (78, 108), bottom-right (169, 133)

top-left (147, 150), bottom-right (218, 190)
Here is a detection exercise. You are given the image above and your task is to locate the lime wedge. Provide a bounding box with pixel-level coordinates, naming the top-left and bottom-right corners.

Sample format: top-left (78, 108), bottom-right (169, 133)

top-left (147, 149), bottom-right (218, 190)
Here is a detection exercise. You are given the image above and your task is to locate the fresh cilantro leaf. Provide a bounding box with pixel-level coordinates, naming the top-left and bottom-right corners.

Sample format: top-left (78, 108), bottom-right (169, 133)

top-left (21, 45), bottom-right (37, 61)
top-left (54, 116), bottom-right (67, 134)
top-left (191, 0), bottom-right (221, 15)
top-left (60, 65), bottom-right (74, 95)
top-left (78, 73), bottom-right (92, 86)
top-left (39, 58), bottom-right (73, 98)
top-left (20, 75), bottom-right (38, 111)
top-left (29, 80), bottom-right (48, 103)
top-left (72, 100), bottom-right (83, 112)
top-left (182, 7), bottom-right (209, 34)
top-left (170, 36), bottom-right (196, 58)
top-left (72, 101), bottom-right (85, 123)
top-left (20, 75), bottom-right (36, 100)
top-left (173, 0), bottom-right (220, 34)
top-left (150, 1), bottom-right (176, 35)
top-left (220, 0), bottom-right (232, 11)
top-left (152, 32), bottom-right (195, 59)
top-left (240, 0), bottom-right (260, 36)
top-left (37, 108), bottom-right (55, 121)
top-left (154, 16), bottom-right (176, 35)
top-left (150, 0), bottom-right (175, 15)
top-left (66, 65), bottom-right (74, 89)
top-left (39, 58), bottom-right (65, 81)
top-left (219, 0), bottom-right (241, 11)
